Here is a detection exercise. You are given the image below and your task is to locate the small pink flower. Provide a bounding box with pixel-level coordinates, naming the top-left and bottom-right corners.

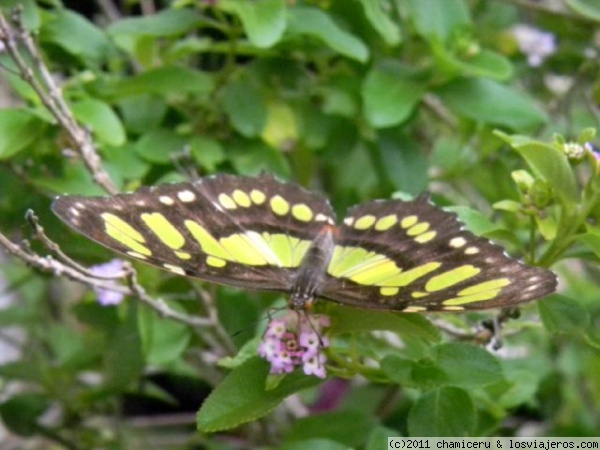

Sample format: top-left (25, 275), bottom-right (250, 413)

top-left (258, 313), bottom-right (330, 378)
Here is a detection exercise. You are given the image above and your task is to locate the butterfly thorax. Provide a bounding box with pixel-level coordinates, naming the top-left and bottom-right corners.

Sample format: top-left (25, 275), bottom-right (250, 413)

top-left (289, 225), bottom-right (336, 311)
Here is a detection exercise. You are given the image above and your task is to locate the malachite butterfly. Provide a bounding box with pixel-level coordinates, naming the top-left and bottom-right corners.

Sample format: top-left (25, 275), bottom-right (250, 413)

top-left (52, 173), bottom-right (557, 313)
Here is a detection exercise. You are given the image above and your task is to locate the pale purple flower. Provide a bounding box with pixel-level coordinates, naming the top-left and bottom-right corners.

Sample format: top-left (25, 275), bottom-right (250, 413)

top-left (258, 312), bottom-right (330, 378)
top-left (90, 259), bottom-right (125, 306)
top-left (512, 24), bottom-right (557, 67)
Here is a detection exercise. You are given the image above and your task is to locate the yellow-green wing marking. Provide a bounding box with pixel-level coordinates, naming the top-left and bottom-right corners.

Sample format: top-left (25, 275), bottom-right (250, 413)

top-left (52, 174), bottom-right (336, 292)
top-left (318, 195), bottom-right (556, 312)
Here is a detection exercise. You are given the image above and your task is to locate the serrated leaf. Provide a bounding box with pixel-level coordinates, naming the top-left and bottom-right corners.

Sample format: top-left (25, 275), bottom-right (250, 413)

top-left (287, 7), bottom-right (369, 62)
top-left (197, 357), bottom-right (321, 432)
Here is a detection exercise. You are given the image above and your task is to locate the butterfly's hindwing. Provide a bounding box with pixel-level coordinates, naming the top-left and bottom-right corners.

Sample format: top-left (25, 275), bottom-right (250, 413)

top-left (52, 174), bottom-right (336, 292)
top-left (318, 195), bottom-right (556, 312)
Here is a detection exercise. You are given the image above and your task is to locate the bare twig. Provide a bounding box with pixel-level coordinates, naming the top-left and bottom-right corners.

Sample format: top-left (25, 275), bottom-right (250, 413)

top-left (0, 9), bottom-right (118, 195)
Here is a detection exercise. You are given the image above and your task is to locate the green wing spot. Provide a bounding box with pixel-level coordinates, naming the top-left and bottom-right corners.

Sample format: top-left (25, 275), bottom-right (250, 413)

top-left (425, 265), bottom-right (481, 292)
top-left (400, 215), bottom-right (418, 228)
top-left (380, 262), bottom-right (441, 287)
top-left (250, 189), bottom-right (266, 204)
top-left (102, 213), bottom-right (152, 256)
top-left (444, 290), bottom-right (500, 305)
top-left (348, 258), bottom-right (401, 285)
top-left (185, 220), bottom-right (229, 260)
top-left (232, 189), bottom-right (251, 207)
top-left (141, 212), bottom-right (185, 249)
top-left (328, 246), bottom-right (380, 277)
top-left (354, 215), bottom-right (377, 230)
top-left (218, 193), bottom-right (237, 210)
top-left (206, 256), bottom-right (227, 268)
top-left (458, 278), bottom-right (511, 296)
top-left (263, 233), bottom-right (311, 268)
top-left (374, 214), bottom-right (397, 231)
top-left (291, 204), bottom-right (313, 222)
top-left (406, 222), bottom-right (430, 236)
top-left (220, 232), bottom-right (278, 266)
top-left (270, 195), bottom-right (290, 215)
top-left (415, 231), bottom-right (436, 243)
top-left (380, 287), bottom-right (399, 296)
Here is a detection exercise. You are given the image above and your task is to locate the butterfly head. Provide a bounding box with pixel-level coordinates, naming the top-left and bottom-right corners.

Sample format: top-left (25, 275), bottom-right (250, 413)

top-left (289, 289), bottom-right (315, 311)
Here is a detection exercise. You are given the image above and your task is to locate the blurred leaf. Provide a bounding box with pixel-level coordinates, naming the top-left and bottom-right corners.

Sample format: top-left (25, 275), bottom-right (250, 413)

top-left (538, 295), bottom-right (589, 334)
top-left (578, 226), bottom-right (600, 258)
top-left (380, 130), bottom-right (428, 195)
top-left (407, 0), bottom-right (470, 41)
top-left (365, 425), bottom-right (401, 450)
top-left (197, 357), bottom-right (321, 432)
top-left (261, 102), bottom-right (298, 150)
top-left (98, 66), bottom-right (214, 99)
top-left (138, 303), bottom-right (192, 365)
top-left (135, 128), bottom-right (187, 164)
top-left (70, 98), bottom-right (126, 146)
top-left (329, 305), bottom-right (440, 343)
top-left (286, 411), bottom-right (376, 446)
top-left (104, 305), bottom-right (144, 389)
top-left (281, 439), bottom-right (349, 450)
top-left (442, 49), bottom-right (513, 80)
top-left (0, 393), bottom-right (48, 436)
top-left (445, 206), bottom-right (502, 236)
top-left (108, 8), bottom-right (202, 36)
top-left (222, 0), bottom-right (286, 47)
top-left (357, 0), bottom-right (402, 46)
top-left (408, 387), bottom-right (476, 436)
top-left (437, 78), bottom-right (547, 129)
top-left (287, 7), bottom-right (369, 62)
top-left (228, 140), bottom-right (290, 177)
top-left (0, 109), bottom-right (45, 159)
top-left (362, 62), bottom-right (425, 128)
top-left (221, 80), bottom-right (267, 137)
top-left (382, 355), bottom-right (449, 389)
top-left (434, 342), bottom-right (504, 387)
top-left (40, 9), bottom-right (113, 66)
top-left (117, 95), bottom-right (167, 134)
top-left (566, 0), bottom-right (600, 21)
top-left (189, 136), bottom-right (225, 172)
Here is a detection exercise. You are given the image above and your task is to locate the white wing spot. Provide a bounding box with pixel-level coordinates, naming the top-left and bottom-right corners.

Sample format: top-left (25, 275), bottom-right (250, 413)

top-left (178, 190), bottom-right (196, 202)
top-left (465, 247), bottom-right (480, 255)
top-left (159, 195), bottom-right (175, 205)
top-left (163, 264), bottom-right (185, 275)
top-left (449, 237), bottom-right (467, 248)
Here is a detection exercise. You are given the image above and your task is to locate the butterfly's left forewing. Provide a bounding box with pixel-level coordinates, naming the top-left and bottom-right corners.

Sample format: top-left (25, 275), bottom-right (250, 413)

top-left (318, 195), bottom-right (556, 312)
top-left (52, 174), bottom-right (336, 293)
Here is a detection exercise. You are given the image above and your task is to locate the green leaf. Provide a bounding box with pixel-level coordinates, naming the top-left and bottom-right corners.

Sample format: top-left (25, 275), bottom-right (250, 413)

top-left (138, 303), bottom-right (191, 365)
top-left (566, 0), bottom-right (600, 21)
top-left (197, 357), bottom-right (321, 432)
top-left (441, 49), bottom-right (513, 80)
top-left (135, 129), bottom-right (187, 164)
top-left (365, 425), bottom-right (402, 450)
top-left (357, 0), bottom-right (402, 46)
top-left (221, 80), bottom-right (267, 137)
top-left (104, 305), bottom-right (144, 390)
top-left (0, 393), bottom-right (48, 436)
top-left (40, 9), bottom-right (113, 66)
top-left (445, 206), bottom-right (501, 236)
top-left (434, 343), bottom-right (504, 388)
top-left (117, 95), bottom-right (167, 134)
top-left (407, 0), bottom-right (470, 41)
top-left (381, 355), bottom-right (449, 389)
top-left (329, 304), bottom-right (440, 343)
top-left (538, 295), bottom-right (589, 334)
top-left (577, 226), bottom-right (600, 258)
top-left (407, 387), bottom-right (476, 436)
top-left (0, 109), bottom-right (45, 159)
top-left (222, 0), bottom-right (286, 47)
top-left (436, 78), bottom-right (547, 129)
top-left (287, 7), bottom-right (369, 62)
top-left (228, 140), bottom-right (291, 177)
top-left (189, 136), bottom-right (225, 172)
top-left (380, 130), bottom-right (428, 195)
top-left (108, 8), bottom-right (202, 37)
top-left (286, 411), bottom-right (376, 447)
top-left (71, 98), bottom-right (126, 146)
top-left (98, 66), bottom-right (214, 99)
top-left (495, 135), bottom-right (578, 204)
top-left (281, 439), bottom-right (349, 450)
top-left (362, 62), bottom-right (425, 128)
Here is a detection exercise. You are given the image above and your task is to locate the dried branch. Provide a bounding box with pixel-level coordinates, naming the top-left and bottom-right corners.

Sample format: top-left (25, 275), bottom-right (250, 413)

top-left (0, 9), bottom-right (118, 195)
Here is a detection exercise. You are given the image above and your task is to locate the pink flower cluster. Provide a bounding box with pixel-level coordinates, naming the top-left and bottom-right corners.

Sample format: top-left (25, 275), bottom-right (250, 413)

top-left (258, 313), bottom-right (330, 379)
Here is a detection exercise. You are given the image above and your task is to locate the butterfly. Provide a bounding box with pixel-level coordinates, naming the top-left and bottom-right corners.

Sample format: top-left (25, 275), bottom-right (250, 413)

top-left (52, 173), bottom-right (556, 313)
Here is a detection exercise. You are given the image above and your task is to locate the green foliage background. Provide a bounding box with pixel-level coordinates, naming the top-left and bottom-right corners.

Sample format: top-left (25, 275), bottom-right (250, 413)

top-left (0, 0), bottom-right (599, 448)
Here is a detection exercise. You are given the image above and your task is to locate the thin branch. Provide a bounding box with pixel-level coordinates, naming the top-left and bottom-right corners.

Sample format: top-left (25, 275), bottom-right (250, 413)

top-left (0, 9), bottom-right (118, 195)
